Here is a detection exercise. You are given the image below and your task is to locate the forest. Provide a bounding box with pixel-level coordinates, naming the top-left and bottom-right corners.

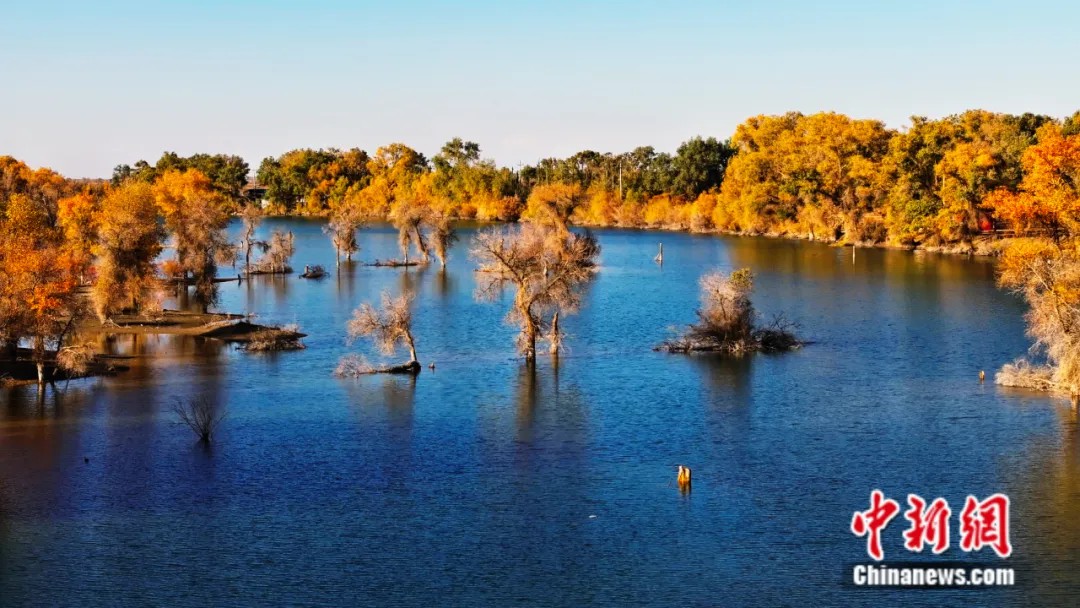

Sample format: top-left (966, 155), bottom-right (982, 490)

top-left (2, 109), bottom-right (1080, 397)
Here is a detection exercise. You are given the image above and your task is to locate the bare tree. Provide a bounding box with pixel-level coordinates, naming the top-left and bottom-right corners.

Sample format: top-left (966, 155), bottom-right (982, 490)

top-left (471, 223), bottom-right (599, 361)
top-left (389, 197), bottom-right (430, 264)
top-left (173, 396), bottom-right (225, 443)
top-left (343, 290), bottom-right (420, 374)
top-left (238, 203), bottom-right (263, 273)
top-left (431, 214), bottom-right (458, 268)
top-left (253, 229), bottom-right (295, 274)
top-left (324, 201), bottom-right (364, 264)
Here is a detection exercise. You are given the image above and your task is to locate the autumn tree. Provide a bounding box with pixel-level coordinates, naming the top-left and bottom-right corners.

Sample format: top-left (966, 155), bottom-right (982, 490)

top-left (388, 179), bottom-right (434, 264)
top-left (1, 193), bottom-right (87, 383)
top-left (153, 169), bottom-right (232, 311)
top-left (521, 183), bottom-right (587, 234)
top-left (472, 223), bottom-right (600, 360)
top-left (985, 124), bottom-right (1080, 239)
top-left (91, 181), bottom-right (166, 320)
top-left (988, 124), bottom-right (1080, 400)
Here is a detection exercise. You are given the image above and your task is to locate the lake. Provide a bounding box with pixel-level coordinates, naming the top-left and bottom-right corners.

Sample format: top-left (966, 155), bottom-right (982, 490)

top-left (2, 218), bottom-right (1078, 606)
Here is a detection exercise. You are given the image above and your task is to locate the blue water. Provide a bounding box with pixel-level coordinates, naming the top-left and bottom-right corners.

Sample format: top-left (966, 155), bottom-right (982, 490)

top-left (2, 219), bottom-right (1078, 606)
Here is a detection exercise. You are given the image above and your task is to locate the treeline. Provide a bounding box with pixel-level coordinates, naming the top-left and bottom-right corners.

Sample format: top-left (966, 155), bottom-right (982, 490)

top-left (100, 109), bottom-right (1080, 248)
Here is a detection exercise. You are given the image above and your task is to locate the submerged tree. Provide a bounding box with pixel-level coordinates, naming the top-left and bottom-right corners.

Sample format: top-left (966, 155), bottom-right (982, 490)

top-left (253, 229), bottom-right (295, 274)
top-left (472, 223), bottom-right (600, 361)
top-left (388, 189), bottom-right (431, 264)
top-left (658, 269), bottom-right (799, 354)
top-left (431, 213), bottom-right (458, 268)
top-left (324, 198), bottom-right (364, 264)
top-left (238, 203), bottom-right (263, 273)
top-left (153, 169), bottom-right (232, 311)
top-left (340, 290), bottom-right (420, 374)
top-left (173, 396), bottom-right (225, 443)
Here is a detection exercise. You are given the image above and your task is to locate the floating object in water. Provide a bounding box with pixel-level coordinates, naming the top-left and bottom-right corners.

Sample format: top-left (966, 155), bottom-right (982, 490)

top-left (677, 465), bottom-right (692, 488)
top-left (428, 362), bottom-right (436, 370)
top-left (84, 457), bottom-right (89, 464)
top-left (979, 370), bottom-right (986, 382)
top-left (654, 242), bottom-right (664, 264)
top-left (588, 514), bottom-right (597, 519)
top-left (300, 265), bottom-right (326, 279)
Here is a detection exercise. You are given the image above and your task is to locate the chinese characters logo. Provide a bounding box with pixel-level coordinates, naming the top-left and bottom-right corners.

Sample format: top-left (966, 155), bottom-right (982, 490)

top-left (851, 490), bottom-right (1011, 561)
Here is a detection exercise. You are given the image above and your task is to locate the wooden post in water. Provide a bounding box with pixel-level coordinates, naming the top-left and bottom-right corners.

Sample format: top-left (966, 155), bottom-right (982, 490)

top-left (677, 465), bottom-right (692, 490)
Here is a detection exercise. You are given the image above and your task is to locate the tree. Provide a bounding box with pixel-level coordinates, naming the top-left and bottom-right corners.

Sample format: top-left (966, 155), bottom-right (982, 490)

top-left (388, 182), bottom-right (433, 264)
top-left (238, 203), bottom-right (263, 273)
top-left (431, 212), bottom-right (458, 268)
top-left (671, 136), bottom-right (736, 198)
top-left (657, 269), bottom-right (798, 354)
top-left (324, 197), bottom-right (365, 263)
top-left (153, 169), bottom-right (232, 311)
top-left (91, 181), bottom-right (166, 320)
top-left (257, 229), bottom-right (295, 274)
top-left (471, 223), bottom-right (600, 360)
top-left (996, 239), bottom-right (1080, 400)
top-left (56, 190), bottom-right (99, 270)
top-left (521, 183), bottom-right (586, 234)
top-left (0, 194), bottom-right (87, 383)
top-left (345, 290), bottom-right (420, 373)
top-left (985, 124), bottom-right (1080, 239)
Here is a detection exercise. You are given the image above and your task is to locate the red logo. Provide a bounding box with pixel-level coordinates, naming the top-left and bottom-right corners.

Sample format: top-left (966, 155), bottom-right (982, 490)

top-left (959, 494), bottom-right (1012, 558)
top-left (903, 494), bottom-right (952, 554)
top-left (851, 489), bottom-right (900, 561)
top-left (852, 491), bottom-right (1011, 560)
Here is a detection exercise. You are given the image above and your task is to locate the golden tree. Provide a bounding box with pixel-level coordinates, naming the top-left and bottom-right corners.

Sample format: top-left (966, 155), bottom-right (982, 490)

top-left (91, 181), bottom-right (166, 320)
top-left (990, 125), bottom-right (1080, 399)
top-left (472, 223), bottom-right (599, 360)
top-left (153, 169), bottom-right (232, 310)
top-left (0, 195), bottom-right (86, 383)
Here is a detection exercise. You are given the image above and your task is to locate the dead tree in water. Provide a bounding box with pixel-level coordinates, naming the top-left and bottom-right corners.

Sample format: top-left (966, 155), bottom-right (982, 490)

top-left (324, 201), bottom-right (364, 264)
top-left (340, 290), bottom-right (420, 375)
top-left (173, 396), bottom-right (225, 443)
top-left (238, 203), bottom-right (263, 273)
top-left (472, 223), bottom-right (599, 361)
top-left (389, 195), bottom-right (431, 265)
top-left (431, 214), bottom-right (459, 268)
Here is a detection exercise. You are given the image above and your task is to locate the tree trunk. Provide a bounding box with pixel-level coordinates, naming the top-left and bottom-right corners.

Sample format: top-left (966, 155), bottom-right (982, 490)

top-left (520, 300), bottom-right (537, 361)
top-left (414, 226), bottom-right (429, 261)
top-left (549, 311), bottom-right (560, 355)
top-left (405, 330), bottom-right (418, 364)
top-left (34, 335), bottom-right (46, 385)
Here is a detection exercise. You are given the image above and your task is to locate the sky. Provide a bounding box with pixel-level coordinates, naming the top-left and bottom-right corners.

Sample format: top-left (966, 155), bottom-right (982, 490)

top-left (2, 0), bottom-right (1079, 178)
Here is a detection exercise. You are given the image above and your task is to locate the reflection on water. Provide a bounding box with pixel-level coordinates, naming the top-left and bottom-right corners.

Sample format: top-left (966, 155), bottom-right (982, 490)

top-left (0, 222), bottom-right (1074, 606)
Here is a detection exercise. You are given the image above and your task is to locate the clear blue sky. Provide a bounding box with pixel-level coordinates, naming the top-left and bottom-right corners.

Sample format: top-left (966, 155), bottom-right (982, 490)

top-left (2, 0), bottom-right (1078, 178)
